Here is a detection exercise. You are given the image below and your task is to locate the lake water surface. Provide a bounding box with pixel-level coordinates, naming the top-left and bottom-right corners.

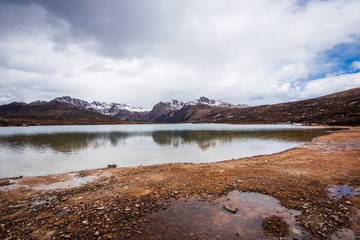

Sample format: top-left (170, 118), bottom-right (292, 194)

top-left (0, 124), bottom-right (333, 177)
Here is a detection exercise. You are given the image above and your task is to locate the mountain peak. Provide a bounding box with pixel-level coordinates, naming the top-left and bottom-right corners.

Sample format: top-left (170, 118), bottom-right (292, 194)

top-left (186, 97), bottom-right (233, 108)
top-left (198, 96), bottom-right (211, 103)
top-left (54, 96), bottom-right (89, 108)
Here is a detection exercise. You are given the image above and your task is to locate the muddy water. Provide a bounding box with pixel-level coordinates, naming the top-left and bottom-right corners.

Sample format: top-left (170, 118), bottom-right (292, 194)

top-left (328, 185), bottom-right (357, 200)
top-left (134, 191), bottom-right (312, 240)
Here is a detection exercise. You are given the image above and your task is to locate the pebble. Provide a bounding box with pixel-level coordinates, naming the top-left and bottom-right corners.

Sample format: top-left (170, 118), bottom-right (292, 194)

top-left (223, 205), bottom-right (238, 214)
top-left (330, 215), bottom-right (340, 222)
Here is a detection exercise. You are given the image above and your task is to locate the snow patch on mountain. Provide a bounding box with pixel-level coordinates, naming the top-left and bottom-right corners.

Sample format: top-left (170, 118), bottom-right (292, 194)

top-left (185, 97), bottom-right (247, 108)
top-left (167, 99), bottom-right (185, 110)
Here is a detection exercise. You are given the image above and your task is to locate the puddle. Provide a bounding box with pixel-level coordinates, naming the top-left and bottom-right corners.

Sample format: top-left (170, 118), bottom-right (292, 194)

top-left (0, 179), bottom-right (29, 191)
top-left (0, 174), bottom-right (98, 191)
top-left (33, 175), bottom-right (97, 190)
top-left (330, 227), bottom-right (357, 240)
top-left (134, 191), bottom-right (312, 240)
top-left (328, 185), bottom-right (357, 200)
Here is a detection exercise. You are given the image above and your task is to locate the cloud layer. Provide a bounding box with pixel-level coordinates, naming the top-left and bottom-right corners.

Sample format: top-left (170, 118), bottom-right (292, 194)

top-left (0, 0), bottom-right (359, 107)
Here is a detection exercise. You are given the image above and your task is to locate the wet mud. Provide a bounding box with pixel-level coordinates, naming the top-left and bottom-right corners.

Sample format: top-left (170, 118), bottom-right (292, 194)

top-left (132, 191), bottom-right (311, 240)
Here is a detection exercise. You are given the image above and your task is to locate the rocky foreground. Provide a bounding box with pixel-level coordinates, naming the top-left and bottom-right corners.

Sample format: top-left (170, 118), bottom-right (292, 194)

top-left (0, 127), bottom-right (359, 239)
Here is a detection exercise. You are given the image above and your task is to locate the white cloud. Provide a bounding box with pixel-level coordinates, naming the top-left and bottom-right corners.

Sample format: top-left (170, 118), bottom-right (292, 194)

top-left (300, 72), bottom-right (360, 98)
top-left (351, 61), bottom-right (360, 70)
top-left (0, 0), bottom-right (360, 107)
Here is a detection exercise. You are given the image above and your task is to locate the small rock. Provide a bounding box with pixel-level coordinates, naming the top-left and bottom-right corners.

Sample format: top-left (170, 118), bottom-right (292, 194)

top-left (24, 228), bottom-right (33, 234)
top-left (345, 201), bottom-right (352, 205)
top-left (236, 179), bottom-right (244, 183)
top-left (82, 220), bottom-right (88, 224)
top-left (94, 231), bottom-right (100, 236)
top-left (223, 205), bottom-right (238, 214)
top-left (330, 215), bottom-right (340, 222)
top-left (125, 207), bottom-right (131, 211)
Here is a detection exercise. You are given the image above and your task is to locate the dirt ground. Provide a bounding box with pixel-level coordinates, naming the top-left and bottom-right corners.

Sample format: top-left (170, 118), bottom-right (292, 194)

top-left (0, 127), bottom-right (359, 239)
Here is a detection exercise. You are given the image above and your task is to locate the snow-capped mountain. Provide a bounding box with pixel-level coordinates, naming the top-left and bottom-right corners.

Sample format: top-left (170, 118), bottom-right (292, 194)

top-left (186, 96), bottom-right (239, 108)
top-left (88, 101), bottom-right (149, 114)
top-left (54, 96), bottom-right (89, 108)
top-left (52, 96), bottom-right (249, 122)
top-left (157, 97), bottom-right (248, 110)
top-left (167, 99), bottom-right (185, 110)
top-left (54, 96), bottom-right (149, 117)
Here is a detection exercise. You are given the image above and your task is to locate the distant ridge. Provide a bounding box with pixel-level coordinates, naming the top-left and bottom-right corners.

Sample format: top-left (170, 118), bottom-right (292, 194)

top-left (0, 88), bottom-right (359, 126)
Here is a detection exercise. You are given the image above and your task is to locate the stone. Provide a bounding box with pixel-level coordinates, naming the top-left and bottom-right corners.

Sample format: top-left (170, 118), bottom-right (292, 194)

top-left (223, 205), bottom-right (238, 214)
top-left (330, 215), bottom-right (340, 222)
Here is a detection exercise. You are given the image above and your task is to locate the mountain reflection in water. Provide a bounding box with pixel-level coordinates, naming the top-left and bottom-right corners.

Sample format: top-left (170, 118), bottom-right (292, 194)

top-left (0, 129), bottom-right (330, 153)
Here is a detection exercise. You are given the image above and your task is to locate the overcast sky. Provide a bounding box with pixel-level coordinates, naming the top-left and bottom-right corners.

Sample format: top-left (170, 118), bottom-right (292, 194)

top-left (0, 0), bottom-right (359, 108)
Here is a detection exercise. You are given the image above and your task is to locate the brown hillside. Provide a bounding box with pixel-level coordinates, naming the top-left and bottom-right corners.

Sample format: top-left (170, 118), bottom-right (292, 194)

top-left (0, 101), bottom-right (129, 126)
top-left (163, 88), bottom-right (360, 126)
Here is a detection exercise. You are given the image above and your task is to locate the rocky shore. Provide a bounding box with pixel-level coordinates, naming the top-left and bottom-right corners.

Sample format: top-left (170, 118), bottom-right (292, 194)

top-left (0, 127), bottom-right (359, 239)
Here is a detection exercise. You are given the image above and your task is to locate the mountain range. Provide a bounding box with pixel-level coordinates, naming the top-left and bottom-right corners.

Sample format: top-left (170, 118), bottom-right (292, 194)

top-left (0, 88), bottom-right (359, 126)
top-left (46, 96), bottom-right (249, 122)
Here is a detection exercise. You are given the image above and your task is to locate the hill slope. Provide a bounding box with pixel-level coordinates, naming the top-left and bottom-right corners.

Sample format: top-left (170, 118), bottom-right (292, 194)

top-left (163, 88), bottom-right (360, 126)
top-left (0, 101), bottom-right (128, 126)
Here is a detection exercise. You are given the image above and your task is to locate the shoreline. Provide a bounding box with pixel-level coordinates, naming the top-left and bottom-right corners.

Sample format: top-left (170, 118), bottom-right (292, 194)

top-left (0, 127), bottom-right (359, 239)
top-left (0, 121), bottom-right (348, 128)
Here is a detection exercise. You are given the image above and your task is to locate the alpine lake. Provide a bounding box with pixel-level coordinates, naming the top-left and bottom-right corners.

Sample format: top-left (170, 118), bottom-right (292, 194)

top-left (0, 124), bottom-right (337, 178)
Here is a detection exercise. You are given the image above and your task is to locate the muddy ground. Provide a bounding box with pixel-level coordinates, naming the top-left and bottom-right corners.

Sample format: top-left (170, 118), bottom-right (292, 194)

top-left (0, 127), bottom-right (359, 239)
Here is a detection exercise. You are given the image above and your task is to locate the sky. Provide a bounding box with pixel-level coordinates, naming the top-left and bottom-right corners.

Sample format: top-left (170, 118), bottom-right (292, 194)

top-left (0, 0), bottom-right (360, 108)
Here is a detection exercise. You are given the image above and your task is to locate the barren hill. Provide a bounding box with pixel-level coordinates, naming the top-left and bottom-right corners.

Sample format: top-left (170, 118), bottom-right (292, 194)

top-left (0, 101), bottom-right (128, 126)
top-left (162, 88), bottom-right (360, 126)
